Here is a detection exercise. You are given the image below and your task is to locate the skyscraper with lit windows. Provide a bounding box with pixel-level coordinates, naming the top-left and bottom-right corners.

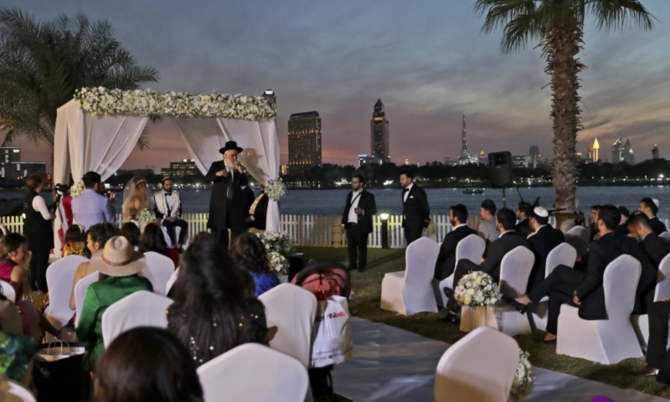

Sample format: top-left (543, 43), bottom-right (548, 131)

top-left (288, 111), bottom-right (322, 172)
top-left (370, 99), bottom-right (390, 163)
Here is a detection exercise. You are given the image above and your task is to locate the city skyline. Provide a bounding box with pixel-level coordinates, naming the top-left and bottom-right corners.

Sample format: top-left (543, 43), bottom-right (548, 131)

top-left (4, 0), bottom-right (670, 170)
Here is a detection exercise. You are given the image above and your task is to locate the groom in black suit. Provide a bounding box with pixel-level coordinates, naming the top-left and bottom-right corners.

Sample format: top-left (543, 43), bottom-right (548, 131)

top-left (205, 141), bottom-right (249, 247)
top-left (400, 171), bottom-right (430, 245)
top-left (434, 204), bottom-right (477, 281)
top-left (341, 175), bottom-right (377, 272)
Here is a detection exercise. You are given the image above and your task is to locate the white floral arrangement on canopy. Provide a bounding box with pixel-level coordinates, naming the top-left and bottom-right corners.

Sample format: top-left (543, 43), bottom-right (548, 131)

top-left (136, 208), bottom-right (157, 232)
top-left (454, 271), bottom-right (501, 307)
top-left (70, 180), bottom-right (86, 198)
top-left (74, 87), bottom-right (276, 121)
top-left (265, 178), bottom-right (286, 201)
top-left (510, 349), bottom-right (535, 402)
top-left (256, 231), bottom-right (294, 275)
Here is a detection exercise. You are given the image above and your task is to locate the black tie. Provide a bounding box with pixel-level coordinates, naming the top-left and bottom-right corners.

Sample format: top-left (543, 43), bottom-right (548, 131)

top-left (227, 173), bottom-right (234, 200)
top-left (403, 188), bottom-right (409, 193)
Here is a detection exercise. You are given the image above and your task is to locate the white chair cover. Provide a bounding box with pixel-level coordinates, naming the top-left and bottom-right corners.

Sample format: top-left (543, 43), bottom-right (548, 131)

top-left (44, 255), bottom-right (89, 330)
top-left (496, 246), bottom-right (535, 336)
top-left (632, 253), bottom-right (670, 348)
top-left (0, 280), bottom-right (16, 304)
top-left (557, 255), bottom-right (643, 364)
top-left (197, 343), bottom-right (309, 402)
top-left (381, 237), bottom-right (440, 315)
top-left (532, 243), bottom-right (577, 331)
top-left (165, 267), bottom-right (179, 295)
top-left (0, 380), bottom-right (36, 402)
top-left (434, 235), bottom-right (486, 308)
top-left (74, 271), bottom-right (99, 326)
top-left (140, 251), bottom-right (175, 297)
top-left (102, 290), bottom-right (173, 346)
top-left (565, 225), bottom-right (590, 245)
top-left (0, 224), bottom-right (7, 236)
top-left (435, 326), bottom-right (519, 402)
top-left (258, 283), bottom-right (317, 368)
top-left (659, 232), bottom-right (670, 242)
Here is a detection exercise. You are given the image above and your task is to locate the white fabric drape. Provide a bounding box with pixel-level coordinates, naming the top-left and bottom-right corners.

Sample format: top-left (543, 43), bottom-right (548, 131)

top-left (173, 117), bottom-right (280, 232)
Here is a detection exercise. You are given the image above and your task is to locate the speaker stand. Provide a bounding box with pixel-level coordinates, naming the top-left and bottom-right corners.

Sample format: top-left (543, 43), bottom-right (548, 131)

top-left (502, 187), bottom-right (507, 208)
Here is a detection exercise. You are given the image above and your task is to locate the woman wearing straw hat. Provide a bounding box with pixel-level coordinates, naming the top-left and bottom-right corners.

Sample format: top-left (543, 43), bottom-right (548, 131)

top-left (76, 236), bottom-right (153, 373)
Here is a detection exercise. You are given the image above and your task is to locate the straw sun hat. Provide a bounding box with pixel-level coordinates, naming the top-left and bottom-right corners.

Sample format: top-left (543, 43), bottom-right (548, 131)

top-left (89, 236), bottom-right (145, 276)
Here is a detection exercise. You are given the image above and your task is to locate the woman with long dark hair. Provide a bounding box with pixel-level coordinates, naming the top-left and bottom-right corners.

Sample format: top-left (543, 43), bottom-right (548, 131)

top-left (167, 239), bottom-right (272, 366)
top-left (23, 175), bottom-right (55, 292)
top-left (95, 327), bottom-right (203, 402)
top-left (120, 222), bottom-right (141, 249)
top-left (230, 232), bottom-right (279, 297)
top-left (139, 223), bottom-right (179, 268)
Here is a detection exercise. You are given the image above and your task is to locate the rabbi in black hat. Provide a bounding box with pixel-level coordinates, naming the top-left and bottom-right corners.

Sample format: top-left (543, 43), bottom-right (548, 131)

top-left (204, 141), bottom-right (249, 247)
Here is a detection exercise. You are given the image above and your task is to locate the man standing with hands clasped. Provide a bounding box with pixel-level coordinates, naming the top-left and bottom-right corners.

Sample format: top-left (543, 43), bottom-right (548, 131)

top-left (341, 175), bottom-right (377, 272)
top-left (400, 171), bottom-right (430, 245)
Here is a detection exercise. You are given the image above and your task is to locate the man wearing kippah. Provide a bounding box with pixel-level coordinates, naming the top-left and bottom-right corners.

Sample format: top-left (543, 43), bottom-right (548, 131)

top-left (526, 207), bottom-right (564, 292)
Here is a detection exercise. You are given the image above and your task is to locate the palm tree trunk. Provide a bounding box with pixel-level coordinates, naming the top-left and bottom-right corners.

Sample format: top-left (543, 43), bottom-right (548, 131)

top-left (544, 24), bottom-right (584, 215)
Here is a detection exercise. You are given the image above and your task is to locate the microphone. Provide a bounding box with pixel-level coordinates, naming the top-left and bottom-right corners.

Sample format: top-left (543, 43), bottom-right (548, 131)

top-left (235, 161), bottom-right (248, 174)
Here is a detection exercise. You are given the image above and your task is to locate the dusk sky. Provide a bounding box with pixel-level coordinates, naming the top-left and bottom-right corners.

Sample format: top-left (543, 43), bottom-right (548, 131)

top-left (6, 0), bottom-right (670, 170)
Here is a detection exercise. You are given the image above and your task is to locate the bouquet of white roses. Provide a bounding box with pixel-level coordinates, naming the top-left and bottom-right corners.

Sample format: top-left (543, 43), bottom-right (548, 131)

top-left (510, 349), bottom-right (535, 402)
top-left (454, 271), bottom-right (501, 307)
top-left (267, 251), bottom-right (290, 275)
top-left (70, 180), bottom-right (86, 198)
top-left (265, 178), bottom-right (286, 201)
top-left (256, 232), bottom-right (294, 275)
top-left (136, 208), bottom-right (157, 232)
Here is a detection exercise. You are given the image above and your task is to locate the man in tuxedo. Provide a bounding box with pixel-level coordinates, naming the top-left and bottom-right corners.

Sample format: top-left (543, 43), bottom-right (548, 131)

top-left (341, 175), bottom-right (377, 272)
top-left (641, 197), bottom-right (667, 235)
top-left (433, 204), bottom-right (477, 281)
top-left (205, 141), bottom-right (249, 247)
top-left (515, 201), bottom-right (533, 238)
top-left (246, 184), bottom-right (269, 231)
top-left (400, 171), bottom-right (429, 245)
top-left (526, 207), bottom-right (565, 292)
top-left (153, 177), bottom-right (188, 250)
top-left (514, 205), bottom-right (654, 342)
top-left (444, 208), bottom-right (529, 319)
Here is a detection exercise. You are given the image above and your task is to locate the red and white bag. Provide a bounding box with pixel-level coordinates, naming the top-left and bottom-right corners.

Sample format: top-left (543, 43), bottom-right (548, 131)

top-left (310, 295), bottom-right (353, 368)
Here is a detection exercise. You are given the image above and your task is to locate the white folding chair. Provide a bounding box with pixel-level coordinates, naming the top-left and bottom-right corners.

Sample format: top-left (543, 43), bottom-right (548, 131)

top-left (0, 280), bottom-right (16, 303)
top-left (435, 326), bottom-right (519, 402)
top-left (531, 243), bottom-right (577, 331)
top-left (259, 283), bottom-right (317, 368)
top-left (0, 380), bottom-right (36, 402)
top-left (44, 255), bottom-right (89, 330)
top-left (165, 267), bottom-right (179, 295)
top-left (660, 232), bottom-right (670, 242)
top-left (433, 234), bottom-right (486, 308)
top-left (74, 271), bottom-right (99, 326)
top-left (140, 251), bottom-right (175, 297)
top-left (565, 225), bottom-right (590, 245)
top-left (0, 224), bottom-right (7, 237)
top-left (102, 290), bottom-right (173, 346)
top-left (381, 237), bottom-right (440, 315)
top-left (495, 246), bottom-right (535, 336)
top-left (197, 343), bottom-right (309, 402)
top-left (557, 255), bottom-right (643, 364)
top-left (632, 253), bottom-right (670, 348)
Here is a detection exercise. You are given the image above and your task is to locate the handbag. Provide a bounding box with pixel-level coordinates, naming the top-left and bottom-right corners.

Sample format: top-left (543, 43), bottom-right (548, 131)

top-left (310, 296), bottom-right (353, 368)
top-left (32, 340), bottom-right (86, 402)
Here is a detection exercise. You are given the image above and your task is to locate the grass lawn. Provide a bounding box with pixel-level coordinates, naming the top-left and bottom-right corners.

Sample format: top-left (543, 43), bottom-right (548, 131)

top-left (297, 246), bottom-right (670, 399)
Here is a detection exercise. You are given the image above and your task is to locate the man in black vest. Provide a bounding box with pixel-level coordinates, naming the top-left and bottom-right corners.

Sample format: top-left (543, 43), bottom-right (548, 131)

top-left (527, 207), bottom-right (565, 292)
top-left (400, 171), bottom-right (429, 245)
top-left (641, 197), bottom-right (667, 235)
top-left (205, 141), bottom-right (249, 247)
top-left (434, 204), bottom-right (477, 281)
top-left (515, 201), bottom-right (533, 238)
top-left (341, 175), bottom-right (377, 272)
top-left (23, 175), bottom-right (55, 292)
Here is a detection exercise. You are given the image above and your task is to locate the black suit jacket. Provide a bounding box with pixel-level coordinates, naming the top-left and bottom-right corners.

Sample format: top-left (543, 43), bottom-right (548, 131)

top-left (527, 225), bottom-right (565, 292)
top-left (650, 217), bottom-right (668, 235)
top-left (205, 161), bottom-right (249, 233)
top-left (515, 219), bottom-right (532, 238)
top-left (434, 225), bottom-right (477, 280)
top-left (458, 231), bottom-right (530, 282)
top-left (575, 232), bottom-right (655, 319)
top-left (402, 184), bottom-right (429, 229)
top-left (641, 233), bottom-right (670, 266)
top-left (341, 190), bottom-right (377, 234)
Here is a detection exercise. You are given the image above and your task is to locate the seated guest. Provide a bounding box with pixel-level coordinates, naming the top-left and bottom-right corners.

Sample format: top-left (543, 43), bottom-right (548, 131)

top-left (62, 225), bottom-right (90, 258)
top-left (154, 177), bottom-right (188, 251)
top-left (167, 239), bottom-right (273, 366)
top-left (434, 204), bottom-right (477, 281)
top-left (527, 207), bottom-right (565, 292)
top-left (515, 202), bottom-right (533, 238)
top-left (477, 199), bottom-right (499, 245)
top-left (513, 205), bottom-right (653, 342)
top-left (69, 223), bottom-right (119, 310)
top-left (230, 232), bottom-right (279, 297)
top-left (628, 211), bottom-right (670, 309)
top-left (246, 184), bottom-right (269, 231)
top-left (0, 287), bottom-right (22, 335)
top-left (589, 205), bottom-right (602, 241)
top-left (120, 222), bottom-right (141, 249)
top-left (71, 171), bottom-right (116, 232)
top-left (95, 327), bottom-right (204, 402)
top-left (641, 197), bottom-right (667, 235)
top-left (76, 236), bottom-right (153, 373)
top-left (616, 206), bottom-right (631, 236)
top-left (140, 223), bottom-right (178, 268)
top-left (444, 208), bottom-right (529, 320)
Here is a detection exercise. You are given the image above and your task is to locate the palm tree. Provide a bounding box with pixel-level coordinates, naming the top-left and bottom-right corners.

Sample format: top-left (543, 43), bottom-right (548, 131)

top-left (0, 8), bottom-right (159, 148)
top-left (474, 0), bottom-right (654, 215)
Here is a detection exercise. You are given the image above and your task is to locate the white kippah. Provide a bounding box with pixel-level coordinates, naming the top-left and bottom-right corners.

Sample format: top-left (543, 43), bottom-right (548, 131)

top-left (653, 199), bottom-right (660, 208)
top-left (533, 207), bottom-right (549, 218)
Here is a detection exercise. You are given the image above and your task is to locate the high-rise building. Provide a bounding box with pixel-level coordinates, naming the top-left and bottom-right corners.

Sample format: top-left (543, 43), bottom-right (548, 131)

top-left (288, 111), bottom-right (322, 172)
top-left (161, 159), bottom-right (200, 178)
top-left (612, 134), bottom-right (624, 163)
top-left (478, 145), bottom-right (487, 165)
top-left (457, 114), bottom-right (478, 165)
top-left (589, 138), bottom-right (600, 162)
top-left (623, 139), bottom-right (634, 164)
top-left (529, 145), bottom-right (540, 158)
top-left (653, 144), bottom-right (660, 160)
top-left (370, 99), bottom-right (390, 163)
top-left (0, 146), bottom-right (46, 182)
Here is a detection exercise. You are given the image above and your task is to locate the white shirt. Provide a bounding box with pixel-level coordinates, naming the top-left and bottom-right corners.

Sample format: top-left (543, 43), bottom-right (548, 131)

top-left (452, 223), bottom-right (467, 230)
top-left (347, 190), bottom-right (363, 224)
top-left (498, 229), bottom-right (515, 239)
top-left (403, 183), bottom-right (414, 203)
top-left (164, 191), bottom-right (175, 212)
top-left (32, 195), bottom-right (53, 220)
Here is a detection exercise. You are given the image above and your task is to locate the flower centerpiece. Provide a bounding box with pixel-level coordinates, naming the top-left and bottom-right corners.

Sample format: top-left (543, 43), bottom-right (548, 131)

top-left (510, 350), bottom-right (535, 402)
top-left (70, 180), bottom-right (86, 198)
top-left (454, 271), bottom-right (501, 307)
top-left (265, 178), bottom-right (286, 201)
top-left (136, 208), bottom-right (157, 232)
top-left (256, 232), bottom-right (294, 276)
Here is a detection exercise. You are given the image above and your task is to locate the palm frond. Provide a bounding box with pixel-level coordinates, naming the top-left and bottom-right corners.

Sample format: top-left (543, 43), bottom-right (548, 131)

top-left (585, 0), bottom-right (655, 31)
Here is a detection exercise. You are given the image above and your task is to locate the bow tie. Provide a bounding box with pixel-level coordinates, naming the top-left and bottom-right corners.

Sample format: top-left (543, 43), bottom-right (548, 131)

top-left (403, 188), bottom-right (409, 193)
top-left (165, 191), bottom-right (172, 196)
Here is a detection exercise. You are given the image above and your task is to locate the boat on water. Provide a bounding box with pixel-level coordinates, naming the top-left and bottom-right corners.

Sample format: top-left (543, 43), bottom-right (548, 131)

top-left (462, 188), bottom-right (485, 195)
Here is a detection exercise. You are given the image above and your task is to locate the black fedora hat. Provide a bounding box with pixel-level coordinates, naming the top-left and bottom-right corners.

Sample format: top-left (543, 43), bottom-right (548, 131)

top-left (219, 141), bottom-right (243, 154)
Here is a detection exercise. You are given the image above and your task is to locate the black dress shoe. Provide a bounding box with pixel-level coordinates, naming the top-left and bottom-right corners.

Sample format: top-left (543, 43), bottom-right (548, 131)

top-left (510, 299), bottom-right (528, 315)
top-left (443, 288), bottom-right (454, 299)
top-left (438, 312), bottom-right (459, 324)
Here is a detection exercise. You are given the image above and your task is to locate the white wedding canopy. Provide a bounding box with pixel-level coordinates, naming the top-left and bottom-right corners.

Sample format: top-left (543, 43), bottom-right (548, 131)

top-left (53, 93), bottom-right (280, 255)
